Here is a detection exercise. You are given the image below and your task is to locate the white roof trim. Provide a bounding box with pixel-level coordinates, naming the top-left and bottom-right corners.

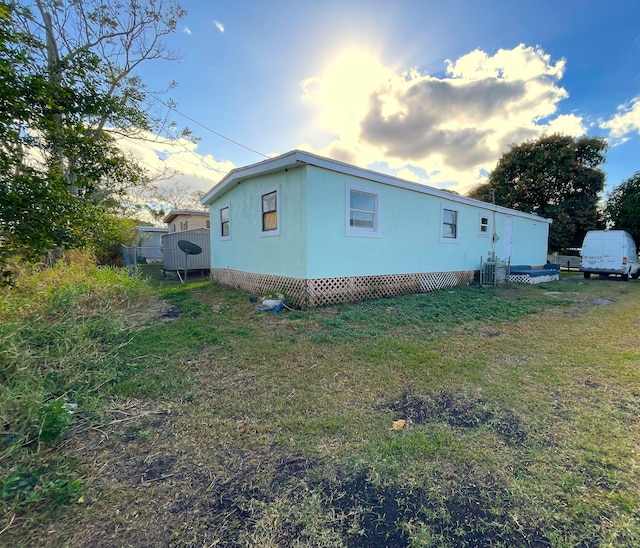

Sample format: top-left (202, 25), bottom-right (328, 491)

top-left (201, 150), bottom-right (551, 224)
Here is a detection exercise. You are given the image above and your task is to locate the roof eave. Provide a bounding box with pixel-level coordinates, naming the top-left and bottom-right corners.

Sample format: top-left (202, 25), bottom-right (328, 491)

top-left (200, 150), bottom-right (552, 224)
top-left (162, 209), bottom-right (209, 224)
top-left (201, 151), bottom-right (304, 206)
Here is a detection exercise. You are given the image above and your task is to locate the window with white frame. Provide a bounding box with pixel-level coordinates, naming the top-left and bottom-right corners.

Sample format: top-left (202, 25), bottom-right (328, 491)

top-left (346, 185), bottom-right (380, 237)
top-left (180, 220), bottom-right (188, 231)
top-left (441, 206), bottom-right (459, 242)
top-left (219, 206), bottom-right (230, 239)
top-left (479, 214), bottom-right (489, 237)
top-left (261, 188), bottom-right (279, 235)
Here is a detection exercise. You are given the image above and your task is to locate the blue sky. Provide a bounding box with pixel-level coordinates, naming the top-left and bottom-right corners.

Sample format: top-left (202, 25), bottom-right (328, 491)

top-left (119, 0), bottom-right (640, 204)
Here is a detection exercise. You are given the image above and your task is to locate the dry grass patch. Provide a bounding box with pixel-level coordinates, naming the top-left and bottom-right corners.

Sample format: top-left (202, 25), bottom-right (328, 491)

top-left (3, 267), bottom-right (640, 546)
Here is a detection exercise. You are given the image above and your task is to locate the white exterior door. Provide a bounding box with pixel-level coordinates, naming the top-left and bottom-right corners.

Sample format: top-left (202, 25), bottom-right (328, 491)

top-left (503, 216), bottom-right (513, 260)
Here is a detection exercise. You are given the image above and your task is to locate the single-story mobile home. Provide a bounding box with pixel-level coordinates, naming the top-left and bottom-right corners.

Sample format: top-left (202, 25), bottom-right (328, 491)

top-left (201, 150), bottom-right (551, 308)
top-left (135, 226), bottom-right (168, 263)
top-left (163, 209), bottom-right (210, 233)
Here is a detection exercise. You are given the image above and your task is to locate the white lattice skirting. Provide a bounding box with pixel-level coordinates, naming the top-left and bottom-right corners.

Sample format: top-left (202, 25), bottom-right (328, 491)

top-left (508, 273), bottom-right (560, 284)
top-left (211, 268), bottom-right (476, 309)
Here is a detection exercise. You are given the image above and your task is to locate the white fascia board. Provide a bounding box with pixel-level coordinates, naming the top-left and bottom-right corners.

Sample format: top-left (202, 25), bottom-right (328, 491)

top-left (200, 151), bottom-right (303, 206)
top-left (201, 150), bottom-right (552, 224)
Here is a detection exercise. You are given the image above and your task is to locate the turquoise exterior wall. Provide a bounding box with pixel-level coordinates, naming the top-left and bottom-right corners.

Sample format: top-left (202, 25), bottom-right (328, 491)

top-left (304, 166), bottom-right (549, 278)
top-left (208, 164), bottom-right (549, 279)
top-left (508, 215), bottom-right (549, 265)
top-left (208, 167), bottom-right (307, 278)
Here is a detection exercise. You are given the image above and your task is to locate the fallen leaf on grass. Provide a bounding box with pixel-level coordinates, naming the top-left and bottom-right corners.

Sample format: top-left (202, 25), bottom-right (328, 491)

top-left (392, 419), bottom-right (406, 430)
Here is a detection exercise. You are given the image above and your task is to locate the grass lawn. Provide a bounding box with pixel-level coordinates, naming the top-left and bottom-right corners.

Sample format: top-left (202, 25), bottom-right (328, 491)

top-left (2, 262), bottom-right (640, 547)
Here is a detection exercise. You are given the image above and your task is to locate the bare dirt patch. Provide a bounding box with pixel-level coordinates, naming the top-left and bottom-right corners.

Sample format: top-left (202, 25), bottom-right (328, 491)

top-left (379, 390), bottom-right (530, 447)
top-left (29, 396), bottom-right (549, 547)
top-left (590, 298), bottom-right (615, 306)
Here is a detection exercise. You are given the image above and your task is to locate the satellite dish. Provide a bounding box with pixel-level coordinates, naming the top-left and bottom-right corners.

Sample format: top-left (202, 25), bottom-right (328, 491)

top-left (178, 240), bottom-right (202, 255)
top-left (177, 240), bottom-right (203, 284)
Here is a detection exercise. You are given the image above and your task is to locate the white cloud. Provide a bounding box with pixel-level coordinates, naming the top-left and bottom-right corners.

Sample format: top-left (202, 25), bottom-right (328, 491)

top-left (300, 44), bottom-right (584, 194)
top-left (543, 114), bottom-right (586, 137)
top-left (213, 20), bottom-right (225, 33)
top-left (183, 26), bottom-right (192, 36)
top-left (600, 97), bottom-right (640, 145)
top-left (113, 130), bottom-right (235, 214)
top-left (446, 45), bottom-right (565, 81)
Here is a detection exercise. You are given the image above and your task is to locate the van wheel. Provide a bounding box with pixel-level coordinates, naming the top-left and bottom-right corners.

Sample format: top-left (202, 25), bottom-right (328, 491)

top-left (632, 271), bottom-right (640, 280)
top-left (621, 273), bottom-right (629, 281)
top-left (583, 272), bottom-right (591, 279)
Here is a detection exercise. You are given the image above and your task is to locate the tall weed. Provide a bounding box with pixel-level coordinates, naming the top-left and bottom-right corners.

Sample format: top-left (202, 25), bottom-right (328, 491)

top-left (0, 252), bottom-right (151, 512)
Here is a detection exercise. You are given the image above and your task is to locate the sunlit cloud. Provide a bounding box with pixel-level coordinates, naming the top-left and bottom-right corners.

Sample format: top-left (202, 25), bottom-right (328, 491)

top-left (113, 130), bottom-right (234, 210)
top-left (300, 44), bottom-right (584, 194)
top-left (213, 20), bottom-right (225, 33)
top-left (112, 131), bottom-right (239, 222)
top-left (600, 96), bottom-right (640, 145)
top-left (544, 114), bottom-right (586, 136)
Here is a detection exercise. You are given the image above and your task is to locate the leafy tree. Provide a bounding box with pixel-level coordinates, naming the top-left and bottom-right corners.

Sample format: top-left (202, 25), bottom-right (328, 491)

top-left (0, 2), bottom-right (63, 259)
top-left (155, 181), bottom-right (205, 211)
top-left (604, 172), bottom-right (640, 243)
top-left (0, 0), bottom-right (186, 263)
top-left (124, 178), bottom-right (205, 224)
top-left (469, 135), bottom-right (608, 251)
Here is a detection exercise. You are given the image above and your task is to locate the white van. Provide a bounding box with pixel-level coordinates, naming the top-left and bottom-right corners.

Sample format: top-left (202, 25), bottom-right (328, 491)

top-left (580, 230), bottom-right (640, 281)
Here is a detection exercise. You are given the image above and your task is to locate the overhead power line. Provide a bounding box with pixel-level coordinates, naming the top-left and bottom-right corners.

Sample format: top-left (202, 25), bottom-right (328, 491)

top-left (154, 96), bottom-right (270, 159)
top-left (122, 131), bottom-right (230, 177)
